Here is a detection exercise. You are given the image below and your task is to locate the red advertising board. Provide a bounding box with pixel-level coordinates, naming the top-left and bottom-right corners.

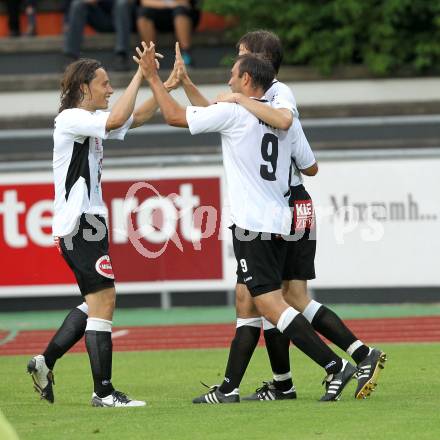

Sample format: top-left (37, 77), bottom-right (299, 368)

top-left (0, 171), bottom-right (224, 295)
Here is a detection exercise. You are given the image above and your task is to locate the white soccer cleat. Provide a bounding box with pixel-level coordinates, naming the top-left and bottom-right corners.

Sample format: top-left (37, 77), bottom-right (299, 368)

top-left (27, 355), bottom-right (55, 403)
top-left (91, 390), bottom-right (146, 407)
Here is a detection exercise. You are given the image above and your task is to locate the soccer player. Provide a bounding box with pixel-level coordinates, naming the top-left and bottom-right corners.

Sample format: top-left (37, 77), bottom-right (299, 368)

top-left (135, 42), bottom-right (358, 402)
top-left (27, 51), bottom-right (177, 407)
top-left (233, 31), bottom-right (386, 401)
top-left (173, 31), bottom-right (386, 401)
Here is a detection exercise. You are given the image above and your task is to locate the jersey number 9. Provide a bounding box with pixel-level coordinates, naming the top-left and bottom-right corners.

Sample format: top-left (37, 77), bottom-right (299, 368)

top-left (260, 133), bottom-right (278, 181)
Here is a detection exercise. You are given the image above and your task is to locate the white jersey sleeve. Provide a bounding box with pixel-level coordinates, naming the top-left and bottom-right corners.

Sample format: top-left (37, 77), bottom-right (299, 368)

top-left (292, 119), bottom-right (316, 170)
top-left (56, 109), bottom-right (133, 141)
top-left (266, 81), bottom-right (299, 118)
top-left (186, 103), bottom-right (238, 135)
top-left (56, 108), bottom-right (109, 140)
top-left (106, 114), bottom-right (134, 140)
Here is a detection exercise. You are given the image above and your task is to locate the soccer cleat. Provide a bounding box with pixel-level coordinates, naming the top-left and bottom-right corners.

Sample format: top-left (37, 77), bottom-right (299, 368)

top-left (27, 355), bottom-right (55, 403)
top-left (320, 360), bottom-right (358, 402)
top-left (192, 383), bottom-right (240, 404)
top-left (242, 381), bottom-right (297, 401)
top-left (355, 348), bottom-right (387, 399)
top-left (91, 390), bottom-right (146, 407)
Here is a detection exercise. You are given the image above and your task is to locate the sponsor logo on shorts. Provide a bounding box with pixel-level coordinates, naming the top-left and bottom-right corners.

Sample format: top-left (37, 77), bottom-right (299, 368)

top-left (294, 200), bottom-right (315, 230)
top-left (95, 255), bottom-right (115, 279)
top-left (244, 276), bottom-right (253, 282)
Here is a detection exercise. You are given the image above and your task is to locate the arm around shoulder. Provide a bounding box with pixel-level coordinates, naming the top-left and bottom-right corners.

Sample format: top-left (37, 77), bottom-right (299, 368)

top-left (235, 94), bottom-right (293, 130)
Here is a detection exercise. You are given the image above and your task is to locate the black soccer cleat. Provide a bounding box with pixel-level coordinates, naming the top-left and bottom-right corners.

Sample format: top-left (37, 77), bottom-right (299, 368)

top-left (242, 381), bottom-right (297, 401)
top-left (192, 383), bottom-right (239, 404)
top-left (320, 360), bottom-right (357, 402)
top-left (355, 348), bottom-right (387, 399)
top-left (27, 355), bottom-right (55, 403)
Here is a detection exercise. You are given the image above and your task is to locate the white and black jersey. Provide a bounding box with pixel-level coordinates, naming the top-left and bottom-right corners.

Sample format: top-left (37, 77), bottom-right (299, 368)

top-left (265, 80), bottom-right (299, 119)
top-left (52, 108), bottom-right (133, 237)
top-left (289, 118), bottom-right (316, 185)
top-left (266, 80), bottom-right (315, 186)
top-left (187, 100), bottom-right (293, 235)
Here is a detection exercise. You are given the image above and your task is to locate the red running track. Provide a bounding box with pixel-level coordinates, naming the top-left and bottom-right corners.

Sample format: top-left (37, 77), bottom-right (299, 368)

top-left (1, 316), bottom-right (439, 356)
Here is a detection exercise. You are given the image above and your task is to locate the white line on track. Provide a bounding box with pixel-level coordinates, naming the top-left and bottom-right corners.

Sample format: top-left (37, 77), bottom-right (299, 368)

top-left (112, 329), bottom-right (130, 339)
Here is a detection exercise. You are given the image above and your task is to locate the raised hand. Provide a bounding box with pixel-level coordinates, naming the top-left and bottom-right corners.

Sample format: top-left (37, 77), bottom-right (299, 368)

top-left (174, 42), bottom-right (189, 82)
top-left (164, 64), bottom-right (180, 91)
top-left (133, 41), bottom-right (161, 81)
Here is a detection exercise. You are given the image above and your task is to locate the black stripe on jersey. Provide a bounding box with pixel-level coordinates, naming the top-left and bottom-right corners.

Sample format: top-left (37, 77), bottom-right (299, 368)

top-left (65, 137), bottom-right (91, 201)
top-left (284, 158), bottom-right (294, 197)
top-left (266, 80), bottom-right (278, 93)
top-left (291, 157), bottom-right (298, 177)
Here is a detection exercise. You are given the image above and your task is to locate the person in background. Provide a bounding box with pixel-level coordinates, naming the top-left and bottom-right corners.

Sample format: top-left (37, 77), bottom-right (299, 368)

top-left (4, 0), bottom-right (36, 37)
top-left (137, 0), bottom-right (200, 66)
top-left (63, 0), bottom-right (136, 71)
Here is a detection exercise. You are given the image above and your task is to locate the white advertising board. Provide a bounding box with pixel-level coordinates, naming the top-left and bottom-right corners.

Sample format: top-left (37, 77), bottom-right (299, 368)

top-left (305, 157), bottom-right (440, 288)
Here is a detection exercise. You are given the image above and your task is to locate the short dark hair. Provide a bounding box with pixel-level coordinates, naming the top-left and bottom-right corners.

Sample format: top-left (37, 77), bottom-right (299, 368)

top-left (236, 30), bottom-right (283, 74)
top-left (59, 58), bottom-right (103, 113)
top-left (235, 54), bottom-right (275, 92)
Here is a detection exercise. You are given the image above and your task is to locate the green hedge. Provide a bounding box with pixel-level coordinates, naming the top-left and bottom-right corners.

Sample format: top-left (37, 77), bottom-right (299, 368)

top-left (203, 0), bottom-right (440, 75)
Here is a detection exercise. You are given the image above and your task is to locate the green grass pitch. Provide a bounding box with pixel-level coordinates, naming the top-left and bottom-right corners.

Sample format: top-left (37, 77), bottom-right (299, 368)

top-left (1, 343), bottom-right (440, 439)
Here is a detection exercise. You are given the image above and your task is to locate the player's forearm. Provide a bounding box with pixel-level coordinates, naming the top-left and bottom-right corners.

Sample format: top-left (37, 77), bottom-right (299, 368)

top-left (107, 70), bottom-right (143, 131)
top-left (182, 78), bottom-right (210, 107)
top-left (236, 95), bottom-right (293, 130)
top-left (131, 96), bottom-right (158, 128)
top-left (131, 81), bottom-right (181, 128)
top-left (148, 75), bottom-right (188, 127)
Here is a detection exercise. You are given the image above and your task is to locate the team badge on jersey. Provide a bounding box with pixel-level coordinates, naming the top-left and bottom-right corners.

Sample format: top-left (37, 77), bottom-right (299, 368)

top-left (293, 200), bottom-right (315, 230)
top-left (95, 255), bottom-right (115, 279)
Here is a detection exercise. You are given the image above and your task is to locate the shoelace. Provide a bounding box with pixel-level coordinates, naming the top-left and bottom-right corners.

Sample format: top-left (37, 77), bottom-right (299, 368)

top-left (200, 381), bottom-right (219, 392)
top-left (255, 381), bottom-right (272, 395)
top-left (113, 391), bottom-right (131, 404)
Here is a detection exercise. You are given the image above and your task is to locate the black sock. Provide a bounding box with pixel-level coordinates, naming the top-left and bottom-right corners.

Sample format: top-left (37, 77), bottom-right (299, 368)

top-left (351, 345), bottom-right (370, 364)
top-left (282, 313), bottom-right (342, 375)
top-left (218, 325), bottom-right (261, 394)
top-left (263, 328), bottom-right (293, 391)
top-left (85, 330), bottom-right (114, 397)
top-left (43, 307), bottom-right (88, 370)
top-left (311, 305), bottom-right (369, 364)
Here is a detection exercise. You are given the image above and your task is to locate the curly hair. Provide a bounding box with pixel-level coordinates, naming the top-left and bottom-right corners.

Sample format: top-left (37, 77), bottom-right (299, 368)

top-left (58, 58), bottom-right (103, 113)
